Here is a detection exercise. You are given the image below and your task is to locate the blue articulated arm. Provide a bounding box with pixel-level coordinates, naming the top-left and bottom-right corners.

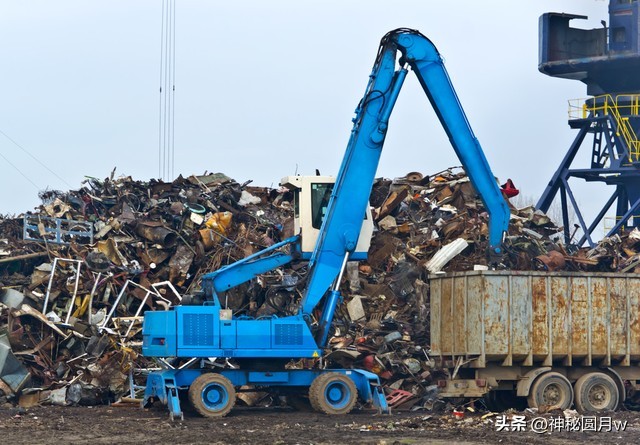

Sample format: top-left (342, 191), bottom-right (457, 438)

top-left (300, 29), bottom-right (510, 338)
top-left (201, 235), bottom-right (300, 301)
top-left (396, 31), bottom-right (510, 255)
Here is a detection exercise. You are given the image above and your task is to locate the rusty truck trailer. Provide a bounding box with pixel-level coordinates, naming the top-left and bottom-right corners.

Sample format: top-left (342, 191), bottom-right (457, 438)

top-left (430, 270), bottom-right (640, 412)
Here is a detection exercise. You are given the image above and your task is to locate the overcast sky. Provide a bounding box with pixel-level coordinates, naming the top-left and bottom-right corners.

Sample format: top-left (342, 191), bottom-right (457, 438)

top-left (0, 1), bottom-right (611, 226)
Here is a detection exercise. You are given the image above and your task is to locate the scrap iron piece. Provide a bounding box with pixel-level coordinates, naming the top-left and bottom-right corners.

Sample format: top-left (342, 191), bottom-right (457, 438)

top-left (42, 258), bottom-right (83, 324)
top-left (99, 280), bottom-right (172, 339)
top-left (135, 223), bottom-right (177, 248)
top-left (0, 333), bottom-right (31, 393)
top-left (23, 214), bottom-right (93, 245)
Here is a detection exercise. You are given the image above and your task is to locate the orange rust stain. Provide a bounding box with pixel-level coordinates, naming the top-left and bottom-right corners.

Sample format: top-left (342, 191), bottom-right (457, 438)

top-left (571, 279), bottom-right (589, 356)
top-left (453, 280), bottom-right (466, 353)
top-left (548, 278), bottom-right (568, 355)
top-left (441, 279), bottom-right (453, 353)
top-left (590, 279), bottom-right (608, 356)
top-left (532, 278), bottom-right (548, 356)
top-left (609, 279), bottom-right (627, 357)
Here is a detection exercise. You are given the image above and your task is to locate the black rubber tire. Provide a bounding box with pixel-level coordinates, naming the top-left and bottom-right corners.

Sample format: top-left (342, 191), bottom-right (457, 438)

top-left (574, 372), bottom-right (619, 413)
top-left (309, 372), bottom-right (357, 415)
top-left (527, 371), bottom-right (573, 410)
top-left (188, 373), bottom-right (236, 418)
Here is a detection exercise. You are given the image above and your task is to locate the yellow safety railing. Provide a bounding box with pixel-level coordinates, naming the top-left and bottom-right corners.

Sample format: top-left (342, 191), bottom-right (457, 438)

top-left (603, 215), bottom-right (637, 236)
top-left (604, 216), bottom-right (622, 232)
top-left (568, 94), bottom-right (640, 162)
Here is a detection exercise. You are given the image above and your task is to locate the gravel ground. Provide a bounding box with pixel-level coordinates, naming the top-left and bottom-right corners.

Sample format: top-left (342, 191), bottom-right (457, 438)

top-left (1, 404), bottom-right (639, 444)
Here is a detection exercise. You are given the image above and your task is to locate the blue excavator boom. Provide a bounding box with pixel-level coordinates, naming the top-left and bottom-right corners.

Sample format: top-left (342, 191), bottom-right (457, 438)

top-left (141, 28), bottom-right (510, 420)
top-left (305, 29), bottom-right (510, 343)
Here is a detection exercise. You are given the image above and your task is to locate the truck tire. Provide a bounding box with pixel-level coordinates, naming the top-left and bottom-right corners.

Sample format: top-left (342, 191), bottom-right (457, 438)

top-left (188, 373), bottom-right (236, 417)
top-left (527, 371), bottom-right (573, 410)
top-left (309, 372), bottom-right (357, 415)
top-left (574, 372), bottom-right (619, 413)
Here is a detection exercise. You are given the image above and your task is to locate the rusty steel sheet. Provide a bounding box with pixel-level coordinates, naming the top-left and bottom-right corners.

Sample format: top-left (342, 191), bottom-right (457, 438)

top-left (429, 271), bottom-right (640, 369)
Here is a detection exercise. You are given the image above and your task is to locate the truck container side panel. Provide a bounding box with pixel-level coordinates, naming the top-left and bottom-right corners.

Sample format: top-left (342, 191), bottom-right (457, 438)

top-left (466, 275), bottom-right (483, 357)
top-left (532, 276), bottom-right (550, 360)
top-left (484, 276), bottom-right (508, 358)
top-left (551, 276), bottom-right (569, 359)
top-left (441, 277), bottom-right (453, 354)
top-left (630, 279), bottom-right (640, 357)
top-left (430, 271), bottom-right (640, 368)
top-left (591, 278), bottom-right (608, 359)
top-left (510, 275), bottom-right (531, 360)
top-left (453, 276), bottom-right (467, 354)
top-left (430, 279), bottom-right (441, 355)
top-left (610, 277), bottom-right (627, 360)
top-left (570, 276), bottom-right (589, 357)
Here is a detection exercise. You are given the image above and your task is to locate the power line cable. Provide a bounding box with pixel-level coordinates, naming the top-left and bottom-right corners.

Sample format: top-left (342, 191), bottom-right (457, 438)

top-left (158, 0), bottom-right (166, 179)
top-left (0, 147), bottom-right (41, 190)
top-left (158, 0), bottom-right (176, 182)
top-left (163, 0), bottom-right (170, 180)
top-left (171, 0), bottom-right (176, 179)
top-left (168, 0), bottom-right (173, 180)
top-left (0, 128), bottom-right (72, 188)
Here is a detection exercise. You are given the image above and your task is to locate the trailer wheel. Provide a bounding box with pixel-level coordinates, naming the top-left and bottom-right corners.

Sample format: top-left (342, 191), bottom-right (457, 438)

top-left (574, 372), bottom-right (619, 413)
top-left (188, 373), bottom-right (236, 417)
top-left (527, 372), bottom-right (573, 410)
top-left (309, 372), bottom-right (357, 415)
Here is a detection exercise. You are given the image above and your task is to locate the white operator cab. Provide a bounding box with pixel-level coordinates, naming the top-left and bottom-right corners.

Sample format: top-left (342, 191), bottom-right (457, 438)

top-left (281, 175), bottom-right (374, 260)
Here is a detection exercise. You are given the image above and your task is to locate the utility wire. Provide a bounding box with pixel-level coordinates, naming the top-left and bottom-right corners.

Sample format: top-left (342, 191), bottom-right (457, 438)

top-left (158, 0), bottom-right (176, 182)
top-left (165, 1), bottom-right (170, 181)
top-left (0, 147), bottom-right (41, 190)
top-left (0, 128), bottom-right (72, 188)
top-left (158, 0), bottom-right (166, 180)
top-left (171, 0), bottom-right (176, 179)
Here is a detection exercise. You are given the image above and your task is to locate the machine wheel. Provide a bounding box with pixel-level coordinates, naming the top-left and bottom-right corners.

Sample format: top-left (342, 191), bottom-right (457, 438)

top-left (527, 371), bottom-right (573, 410)
top-left (188, 373), bottom-right (236, 417)
top-left (574, 372), bottom-right (619, 413)
top-left (309, 372), bottom-right (357, 415)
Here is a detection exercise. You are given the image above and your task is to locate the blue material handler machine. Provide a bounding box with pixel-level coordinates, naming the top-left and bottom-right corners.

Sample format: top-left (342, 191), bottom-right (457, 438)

top-left (141, 29), bottom-right (510, 420)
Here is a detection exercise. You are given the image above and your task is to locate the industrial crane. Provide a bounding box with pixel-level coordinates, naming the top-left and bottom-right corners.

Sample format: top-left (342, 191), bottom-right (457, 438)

top-left (538, 0), bottom-right (640, 246)
top-left (141, 28), bottom-right (510, 420)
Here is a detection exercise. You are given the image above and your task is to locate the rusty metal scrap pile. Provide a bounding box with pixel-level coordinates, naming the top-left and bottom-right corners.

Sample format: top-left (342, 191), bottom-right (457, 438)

top-left (0, 168), bottom-right (639, 410)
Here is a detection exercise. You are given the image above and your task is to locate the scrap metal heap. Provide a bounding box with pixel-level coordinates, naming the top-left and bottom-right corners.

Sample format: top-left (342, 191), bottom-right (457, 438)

top-left (1, 168), bottom-right (640, 410)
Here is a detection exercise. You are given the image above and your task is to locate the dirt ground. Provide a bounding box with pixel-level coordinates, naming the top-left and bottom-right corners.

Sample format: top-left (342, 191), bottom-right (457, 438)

top-left (1, 404), bottom-right (640, 445)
